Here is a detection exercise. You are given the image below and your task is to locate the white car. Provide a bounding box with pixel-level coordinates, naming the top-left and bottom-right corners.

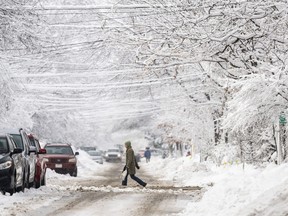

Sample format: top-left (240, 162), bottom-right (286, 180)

top-left (88, 151), bottom-right (103, 164)
top-left (104, 149), bottom-right (122, 162)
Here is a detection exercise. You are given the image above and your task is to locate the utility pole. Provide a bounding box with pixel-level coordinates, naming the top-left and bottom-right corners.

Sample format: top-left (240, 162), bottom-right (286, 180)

top-left (277, 112), bottom-right (287, 164)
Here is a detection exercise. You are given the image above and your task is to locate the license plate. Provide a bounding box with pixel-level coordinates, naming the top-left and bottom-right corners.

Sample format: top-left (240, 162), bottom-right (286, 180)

top-left (55, 164), bottom-right (62, 168)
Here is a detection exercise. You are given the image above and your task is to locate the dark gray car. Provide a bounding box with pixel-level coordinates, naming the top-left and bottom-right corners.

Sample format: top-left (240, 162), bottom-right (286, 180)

top-left (0, 134), bottom-right (24, 195)
top-left (0, 128), bottom-right (37, 189)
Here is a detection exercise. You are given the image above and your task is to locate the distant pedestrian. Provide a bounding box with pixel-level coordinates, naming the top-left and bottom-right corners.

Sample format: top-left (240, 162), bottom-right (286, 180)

top-left (144, 147), bottom-right (151, 163)
top-left (122, 141), bottom-right (147, 187)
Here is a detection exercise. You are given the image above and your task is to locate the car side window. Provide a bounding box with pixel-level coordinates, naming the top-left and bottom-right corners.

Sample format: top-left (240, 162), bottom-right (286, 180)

top-left (7, 137), bottom-right (16, 152)
top-left (0, 138), bottom-right (9, 153)
top-left (23, 133), bottom-right (31, 147)
top-left (35, 139), bottom-right (41, 151)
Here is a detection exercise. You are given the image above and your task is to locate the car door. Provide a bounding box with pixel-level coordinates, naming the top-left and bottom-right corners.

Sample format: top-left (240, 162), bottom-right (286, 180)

top-left (7, 136), bottom-right (23, 188)
top-left (21, 131), bottom-right (36, 184)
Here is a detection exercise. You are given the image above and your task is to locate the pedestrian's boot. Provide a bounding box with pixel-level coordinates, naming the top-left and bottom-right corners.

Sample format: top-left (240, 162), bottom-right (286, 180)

top-left (121, 180), bottom-right (127, 186)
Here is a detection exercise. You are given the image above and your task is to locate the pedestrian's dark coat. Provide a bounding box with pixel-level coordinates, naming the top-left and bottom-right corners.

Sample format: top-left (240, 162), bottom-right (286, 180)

top-left (126, 146), bottom-right (136, 175)
top-left (144, 149), bottom-right (151, 159)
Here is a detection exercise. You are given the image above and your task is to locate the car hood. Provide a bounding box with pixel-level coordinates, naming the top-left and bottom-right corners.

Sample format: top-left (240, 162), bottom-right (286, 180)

top-left (0, 153), bottom-right (9, 163)
top-left (43, 154), bottom-right (75, 159)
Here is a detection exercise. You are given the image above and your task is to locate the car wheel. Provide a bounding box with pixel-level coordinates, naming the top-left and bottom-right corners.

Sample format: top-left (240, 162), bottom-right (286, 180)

top-left (9, 186), bottom-right (16, 196)
top-left (70, 168), bottom-right (77, 177)
top-left (41, 174), bottom-right (46, 186)
top-left (35, 180), bottom-right (41, 189)
top-left (17, 172), bottom-right (25, 193)
top-left (26, 170), bottom-right (30, 188)
top-left (8, 174), bottom-right (16, 196)
top-left (29, 182), bottom-right (34, 188)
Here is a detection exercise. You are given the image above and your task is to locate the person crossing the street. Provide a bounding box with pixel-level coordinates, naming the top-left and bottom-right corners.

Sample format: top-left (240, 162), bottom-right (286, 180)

top-left (122, 141), bottom-right (147, 187)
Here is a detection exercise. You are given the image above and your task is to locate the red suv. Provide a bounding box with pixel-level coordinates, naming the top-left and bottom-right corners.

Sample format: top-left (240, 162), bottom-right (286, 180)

top-left (27, 134), bottom-right (47, 188)
top-left (43, 143), bottom-right (79, 177)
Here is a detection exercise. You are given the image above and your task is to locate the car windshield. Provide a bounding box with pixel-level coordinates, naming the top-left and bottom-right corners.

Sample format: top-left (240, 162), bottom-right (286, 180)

top-left (45, 146), bottom-right (74, 155)
top-left (0, 137), bottom-right (8, 154)
top-left (88, 151), bottom-right (101, 156)
top-left (11, 134), bottom-right (23, 149)
top-left (80, 147), bottom-right (96, 151)
top-left (108, 149), bottom-right (119, 152)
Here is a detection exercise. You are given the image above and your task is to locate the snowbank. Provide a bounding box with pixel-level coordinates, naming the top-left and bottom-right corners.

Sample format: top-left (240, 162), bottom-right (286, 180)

top-left (142, 156), bottom-right (211, 187)
top-left (142, 157), bottom-right (288, 216)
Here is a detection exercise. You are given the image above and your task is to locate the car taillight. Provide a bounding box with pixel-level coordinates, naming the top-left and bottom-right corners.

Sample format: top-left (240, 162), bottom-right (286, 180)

top-left (43, 158), bottom-right (49, 163)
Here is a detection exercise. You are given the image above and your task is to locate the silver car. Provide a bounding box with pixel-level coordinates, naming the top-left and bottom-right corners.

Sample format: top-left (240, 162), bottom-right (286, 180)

top-left (88, 151), bottom-right (103, 164)
top-left (104, 149), bottom-right (122, 162)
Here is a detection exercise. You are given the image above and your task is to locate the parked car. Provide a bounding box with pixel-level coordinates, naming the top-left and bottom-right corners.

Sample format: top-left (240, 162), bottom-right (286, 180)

top-left (150, 148), bottom-right (164, 157)
top-left (0, 134), bottom-right (24, 195)
top-left (0, 128), bottom-right (36, 189)
top-left (137, 149), bottom-right (145, 158)
top-left (43, 143), bottom-right (79, 177)
top-left (104, 148), bottom-right (122, 162)
top-left (87, 151), bottom-right (103, 164)
top-left (28, 134), bottom-right (47, 188)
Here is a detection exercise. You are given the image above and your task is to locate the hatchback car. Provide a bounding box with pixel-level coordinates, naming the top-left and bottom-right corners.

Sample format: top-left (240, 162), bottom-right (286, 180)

top-left (43, 143), bottom-right (79, 177)
top-left (28, 134), bottom-right (47, 188)
top-left (0, 134), bottom-right (24, 195)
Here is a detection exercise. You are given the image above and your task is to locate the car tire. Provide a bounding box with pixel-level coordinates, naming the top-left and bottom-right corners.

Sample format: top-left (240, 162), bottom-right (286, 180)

top-left (41, 173), bottom-right (46, 186)
top-left (29, 182), bottom-right (34, 188)
top-left (26, 169), bottom-right (31, 188)
top-left (35, 180), bottom-right (41, 189)
top-left (8, 174), bottom-right (16, 196)
top-left (17, 172), bottom-right (25, 193)
top-left (70, 168), bottom-right (77, 177)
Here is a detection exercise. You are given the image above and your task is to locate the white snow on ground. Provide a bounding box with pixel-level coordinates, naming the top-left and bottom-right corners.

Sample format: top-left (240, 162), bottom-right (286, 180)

top-left (1, 151), bottom-right (288, 216)
top-left (142, 156), bottom-right (288, 216)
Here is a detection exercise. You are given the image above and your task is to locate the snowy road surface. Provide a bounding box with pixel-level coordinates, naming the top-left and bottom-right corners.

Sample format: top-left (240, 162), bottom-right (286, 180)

top-left (1, 158), bottom-right (203, 216)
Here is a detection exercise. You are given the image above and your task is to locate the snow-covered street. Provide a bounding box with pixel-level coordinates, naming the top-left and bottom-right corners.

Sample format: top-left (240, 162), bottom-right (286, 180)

top-left (2, 0), bottom-right (288, 215)
top-left (0, 152), bottom-right (203, 216)
top-left (1, 151), bottom-right (288, 216)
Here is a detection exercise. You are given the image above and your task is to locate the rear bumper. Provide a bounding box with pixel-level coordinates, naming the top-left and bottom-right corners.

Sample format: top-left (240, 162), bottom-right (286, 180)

top-left (105, 157), bottom-right (122, 161)
top-left (46, 163), bottom-right (77, 174)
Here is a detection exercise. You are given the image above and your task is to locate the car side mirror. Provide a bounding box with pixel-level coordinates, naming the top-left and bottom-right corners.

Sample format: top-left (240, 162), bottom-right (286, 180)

top-left (75, 152), bottom-right (79, 156)
top-left (12, 148), bottom-right (23, 154)
top-left (38, 148), bottom-right (47, 154)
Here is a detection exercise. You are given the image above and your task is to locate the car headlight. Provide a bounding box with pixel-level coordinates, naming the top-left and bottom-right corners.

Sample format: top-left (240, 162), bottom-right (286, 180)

top-left (69, 158), bottom-right (76, 163)
top-left (117, 154), bottom-right (121, 157)
top-left (0, 161), bottom-right (12, 170)
top-left (105, 153), bottom-right (109, 157)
